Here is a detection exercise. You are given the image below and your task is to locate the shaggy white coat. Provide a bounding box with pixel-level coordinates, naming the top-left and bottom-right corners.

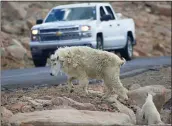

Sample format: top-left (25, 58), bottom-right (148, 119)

top-left (50, 46), bottom-right (128, 100)
top-left (139, 93), bottom-right (163, 125)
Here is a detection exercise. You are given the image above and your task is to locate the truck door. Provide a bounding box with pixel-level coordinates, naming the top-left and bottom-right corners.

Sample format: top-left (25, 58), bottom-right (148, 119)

top-left (104, 5), bottom-right (125, 48)
top-left (99, 6), bottom-right (112, 49)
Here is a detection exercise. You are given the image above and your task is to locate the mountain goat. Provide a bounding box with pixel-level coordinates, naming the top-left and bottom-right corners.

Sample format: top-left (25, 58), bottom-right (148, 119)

top-left (137, 93), bottom-right (163, 125)
top-left (50, 46), bottom-right (128, 100)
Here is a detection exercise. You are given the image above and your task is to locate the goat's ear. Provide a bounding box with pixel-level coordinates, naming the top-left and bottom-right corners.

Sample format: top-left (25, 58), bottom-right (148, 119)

top-left (142, 113), bottom-right (145, 120)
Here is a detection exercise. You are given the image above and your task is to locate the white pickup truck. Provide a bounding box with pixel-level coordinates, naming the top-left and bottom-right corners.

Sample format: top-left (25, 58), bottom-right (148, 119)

top-left (30, 2), bottom-right (136, 67)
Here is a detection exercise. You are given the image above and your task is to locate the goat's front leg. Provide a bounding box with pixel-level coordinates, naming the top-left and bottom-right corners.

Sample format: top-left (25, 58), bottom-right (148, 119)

top-left (67, 77), bottom-right (75, 93)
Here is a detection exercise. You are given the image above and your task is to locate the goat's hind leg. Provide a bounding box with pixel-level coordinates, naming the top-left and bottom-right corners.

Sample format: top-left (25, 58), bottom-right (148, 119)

top-left (78, 76), bottom-right (89, 95)
top-left (102, 84), bottom-right (113, 99)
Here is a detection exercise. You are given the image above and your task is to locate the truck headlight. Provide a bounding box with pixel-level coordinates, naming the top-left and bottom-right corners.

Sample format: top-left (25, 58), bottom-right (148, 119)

top-left (81, 25), bottom-right (91, 32)
top-left (32, 29), bottom-right (39, 35)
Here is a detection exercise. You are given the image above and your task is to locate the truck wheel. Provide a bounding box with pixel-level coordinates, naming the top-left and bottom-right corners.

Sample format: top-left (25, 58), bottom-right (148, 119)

top-left (32, 57), bottom-right (47, 67)
top-left (120, 36), bottom-right (133, 60)
top-left (96, 35), bottom-right (104, 50)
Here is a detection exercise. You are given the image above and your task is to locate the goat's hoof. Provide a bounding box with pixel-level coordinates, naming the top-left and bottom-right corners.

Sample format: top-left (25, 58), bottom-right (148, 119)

top-left (70, 89), bottom-right (74, 93)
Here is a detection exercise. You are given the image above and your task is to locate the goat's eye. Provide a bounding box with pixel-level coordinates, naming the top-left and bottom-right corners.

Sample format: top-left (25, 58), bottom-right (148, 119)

top-left (51, 59), bottom-right (56, 62)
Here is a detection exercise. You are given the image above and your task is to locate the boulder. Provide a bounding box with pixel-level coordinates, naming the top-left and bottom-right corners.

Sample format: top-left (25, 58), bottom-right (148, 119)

top-left (153, 43), bottom-right (166, 53)
top-left (153, 26), bottom-right (171, 37)
top-left (21, 105), bottom-right (33, 113)
top-left (136, 124), bottom-right (171, 126)
top-left (112, 98), bottom-right (136, 124)
top-left (39, 95), bottom-right (53, 100)
top-left (133, 51), bottom-right (140, 57)
top-left (0, 31), bottom-right (13, 47)
top-left (8, 109), bottom-right (133, 126)
top-left (34, 99), bottom-right (52, 106)
top-left (26, 17), bottom-right (36, 29)
top-left (6, 45), bottom-right (27, 60)
top-left (2, 20), bottom-right (30, 35)
top-left (51, 96), bottom-right (96, 111)
top-left (151, 4), bottom-right (171, 17)
top-left (20, 123), bottom-right (34, 126)
top-left (160, 109), bottom-right (171, 124)
top-left (25, 8), bottom-right (49, 28)
top-left (163, 97), bottom-right (171, 110)
top-left (21, 97), bottom-right (52, 109)
top-left (10, 102), bottom-right (28, 113)
top-left (54, 105), bottom-right (76, 110)
top-left (28, 99), bottom-right (43, 109)
top-left (2, 2), bottom-right (27, 21)
top-left (21, 96), bottom-right (33, 101)
top-left (1, 106), bottom-right (13, 125)
top-left (135, 19), bottom-right (146, 27)
top-left (134, 48), bottom-right (148, 57)
top-left (145, 7), bottom-right (151, 13)
top-left (2, 24), bottom-right (21, 34)
top-left (2, 22), bottom-right (21, 34)
top-left (0, 47), bottom-right (6, 57)
top-left (98, 103), bottom-right (109, 111)
top-left (12, 39), bottom-right (23, 47)
top-left (128, 85), bottom-right (171, 111)
top-left (153, 92), bottom-right (166, 112)
top-left (20, 37), bottom-right (30, 50)
top-left (135, 106), bottom-right (144, 125)
top-left (129, 84), bottom-right (141, 90)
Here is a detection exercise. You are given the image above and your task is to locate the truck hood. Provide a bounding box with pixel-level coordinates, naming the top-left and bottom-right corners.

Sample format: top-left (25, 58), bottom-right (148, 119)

top-left (32, 20), bottom-right (96, 30)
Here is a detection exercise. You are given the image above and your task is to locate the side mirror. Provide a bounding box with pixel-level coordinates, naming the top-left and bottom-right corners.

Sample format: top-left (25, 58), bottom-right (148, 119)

top-left (36, 19), bottom-right (43, 24)
top-left (100, 14), bottom-right (112, 21)
top-left (116, 13), bottom-right (123, 19)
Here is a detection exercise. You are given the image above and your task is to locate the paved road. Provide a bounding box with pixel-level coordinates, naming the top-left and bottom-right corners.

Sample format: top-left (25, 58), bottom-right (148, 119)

top-left (1, 56), bottom-right (171, 89)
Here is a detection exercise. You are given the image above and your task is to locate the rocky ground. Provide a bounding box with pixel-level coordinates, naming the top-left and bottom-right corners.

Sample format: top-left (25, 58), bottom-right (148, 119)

top-left (1, 66), bottom-right (171, 126)
top-left (1, 1), bottom-right (171, 70)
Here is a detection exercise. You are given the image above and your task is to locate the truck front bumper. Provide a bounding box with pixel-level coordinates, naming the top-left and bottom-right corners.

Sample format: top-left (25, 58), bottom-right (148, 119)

top-left (30, 39), bottom-right (97, 57)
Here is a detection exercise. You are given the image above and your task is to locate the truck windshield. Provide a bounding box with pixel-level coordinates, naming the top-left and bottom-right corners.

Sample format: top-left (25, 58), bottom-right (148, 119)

top-left (45, 7), bottom-right (96, 23)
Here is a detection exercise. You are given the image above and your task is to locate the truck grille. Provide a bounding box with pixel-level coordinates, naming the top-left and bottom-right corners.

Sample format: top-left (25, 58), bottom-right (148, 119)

top-left (39, 27), bottom-right (80, 41)
top-left (40, 32), bottom-right (80, 41)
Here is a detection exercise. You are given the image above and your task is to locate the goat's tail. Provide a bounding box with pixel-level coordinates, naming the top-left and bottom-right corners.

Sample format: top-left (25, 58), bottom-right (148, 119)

top-left (120, 57), bottom-right (126, 66)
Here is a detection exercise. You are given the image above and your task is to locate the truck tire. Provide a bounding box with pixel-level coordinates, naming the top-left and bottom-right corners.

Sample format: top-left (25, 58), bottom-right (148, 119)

top-left (120, 36), bottom-right (133, 60)
top-left (32, 57), bottom-right (47, 67)
top-left (96, 35), bottom-right (104, 50)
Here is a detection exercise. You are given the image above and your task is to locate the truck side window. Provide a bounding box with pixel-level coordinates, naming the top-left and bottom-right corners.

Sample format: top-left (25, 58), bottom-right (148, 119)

top-left (100, 6), bottom-right (106, 19)
top-left (105, 6), bottom-right (115, 20)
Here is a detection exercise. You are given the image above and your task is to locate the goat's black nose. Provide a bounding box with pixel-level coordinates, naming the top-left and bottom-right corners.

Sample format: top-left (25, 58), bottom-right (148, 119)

top-left (50, 73), bottom-right (53, 76)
